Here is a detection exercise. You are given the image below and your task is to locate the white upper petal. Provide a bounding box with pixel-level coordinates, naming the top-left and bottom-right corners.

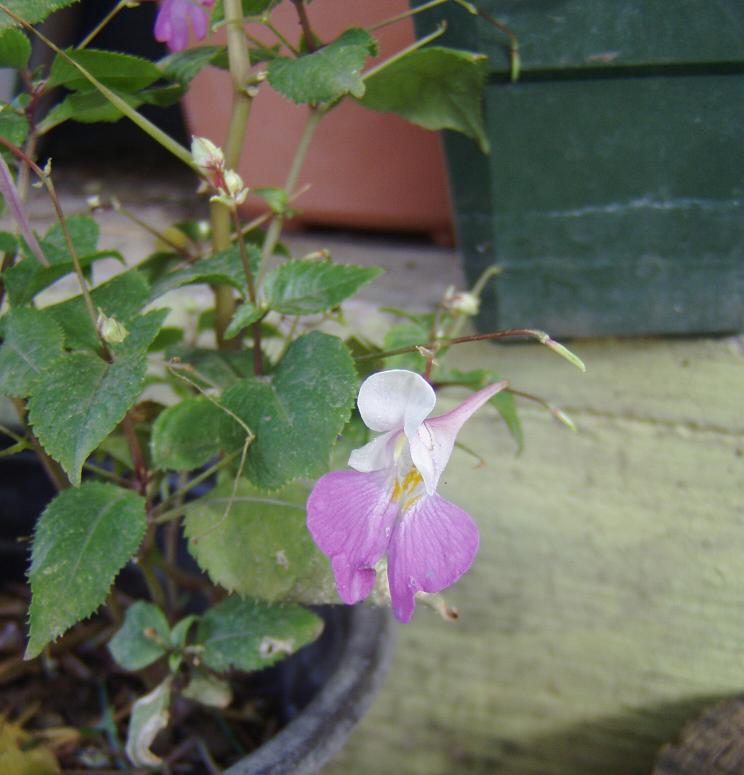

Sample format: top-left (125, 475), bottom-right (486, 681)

top-left (357, 370), bottom-right (436, 434)
top-left (348, 429), bottom-right (398, 473)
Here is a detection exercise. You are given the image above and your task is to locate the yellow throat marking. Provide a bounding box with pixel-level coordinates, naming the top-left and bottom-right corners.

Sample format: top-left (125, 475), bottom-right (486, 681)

top-left (392, 468), bottom-right (423, 512)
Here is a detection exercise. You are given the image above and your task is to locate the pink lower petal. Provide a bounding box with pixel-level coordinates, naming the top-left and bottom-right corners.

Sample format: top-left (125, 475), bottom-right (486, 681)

top-left (307, 470), bottom-right (398, 605)
top-left (387, 493), bottom-right (479, 622)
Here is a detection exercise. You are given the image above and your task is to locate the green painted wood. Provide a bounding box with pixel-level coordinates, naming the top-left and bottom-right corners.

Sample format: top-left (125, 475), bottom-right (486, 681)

top-left (414, 1), bottom-right (744, 73)
top-left (324, 335), bottom-right (744, 775)
top-left (413, 0), bottom-right (744, 336)
top-left (445, 74), bottom-right (744, 336)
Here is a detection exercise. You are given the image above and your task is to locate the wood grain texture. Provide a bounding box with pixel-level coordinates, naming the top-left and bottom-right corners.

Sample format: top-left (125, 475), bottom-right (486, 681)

top-left (324, 336), bottom-right (744, 774)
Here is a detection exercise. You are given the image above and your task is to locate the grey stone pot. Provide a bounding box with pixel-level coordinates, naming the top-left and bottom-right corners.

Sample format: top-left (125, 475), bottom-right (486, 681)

top-left (224, 604), bottom-right (395, 775)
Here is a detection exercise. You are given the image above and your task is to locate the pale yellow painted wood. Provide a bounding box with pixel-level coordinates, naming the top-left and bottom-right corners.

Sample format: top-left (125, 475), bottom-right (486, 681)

top-left (325, 336), bottom-right (744, 775)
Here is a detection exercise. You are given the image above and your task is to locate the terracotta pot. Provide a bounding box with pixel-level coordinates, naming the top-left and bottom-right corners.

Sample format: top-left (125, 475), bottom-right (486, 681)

top-left (183, 0), bottom-right (453, 235)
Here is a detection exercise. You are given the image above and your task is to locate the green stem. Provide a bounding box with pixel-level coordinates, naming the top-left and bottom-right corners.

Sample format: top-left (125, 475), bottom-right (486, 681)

top-left (138, 555), bottom-right (167, 610)
top-left (291, 0), bottom-right (317, 51)
top-left (77, 0), bottom-right (131, 50)
top-left (256, 109), bottom-right (321, 287)
top-left (210, 0), bottom-right (256, 348)
top-left (231, 208), bottom-right (263, 375)
top-left (152, 451), bottom-right (239, 518)
top-left (264, 20), bottom-right (298, 55)
top-left (369, 0), bottom-right (448, 32)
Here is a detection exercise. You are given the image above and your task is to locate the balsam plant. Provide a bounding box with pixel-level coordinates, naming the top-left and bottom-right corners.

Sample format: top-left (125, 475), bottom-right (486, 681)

top-left (0, 0), bottom-right (582, 767)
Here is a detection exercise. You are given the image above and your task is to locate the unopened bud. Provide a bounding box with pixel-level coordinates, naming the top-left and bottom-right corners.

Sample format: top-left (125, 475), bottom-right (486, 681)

top-left (444, 286), bottom-right (480, 316)
top-left (97, 310), bottom-right (128, 344)
top-left (191, 136), bottom-right (224, 172)
top-left (210, 168), bottom-right (249, 208)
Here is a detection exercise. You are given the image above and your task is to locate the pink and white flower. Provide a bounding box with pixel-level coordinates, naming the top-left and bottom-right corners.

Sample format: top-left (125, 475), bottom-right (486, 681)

top-left (307, 369), bottom-right (506, 623)
top-left (154, 0), bottom-right (215, 52)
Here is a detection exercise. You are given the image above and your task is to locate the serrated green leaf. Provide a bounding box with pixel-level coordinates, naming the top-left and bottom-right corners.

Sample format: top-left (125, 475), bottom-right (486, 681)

top-left (125, 677), bottom-right (172, 768)
top-left (28, 348), bottom-right (147, 485)
top-left (361, 47), bottom-right (489, 153)
top-left (42, 214), bottom-right (99, 259)
top-left (26, 482), bottom-right (146, 658)
top-left (46, 270), bottom-right (150, 351)
top-left (265, 260), bottom-right (382, 316)
top-left (268, 28), bottom-right (377, 105)
top-left (38, 89), bottom-right (143, 132)
top-left (0, 307), bottom-right (64, 397)
top-left (185, 478), bottom-right (336, 602)
top-left (224, 302), bottom-right (262, 339)
top-left (159, 45), bottom-right (228, 85)
top-left (150, 245), bottom-right (257, 301)
top-left (108, 601), bottom-right (170, 671)
top-left (151, 397), bottom-right (223, 471)
top-left (221, 331), bottom-right (357, 490)
top-left (196, 596), bottom-right (323, 673)
top-left (48, 48), bottom-right (162, 93)
top-left (0, 27), bottom-right (30, 67)
top-left (0, 0), bottom-right (79, 29)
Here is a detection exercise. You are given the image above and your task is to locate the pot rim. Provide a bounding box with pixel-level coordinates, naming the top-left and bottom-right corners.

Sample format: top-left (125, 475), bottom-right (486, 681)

top-left (223, 604), bottom-right (395, 775)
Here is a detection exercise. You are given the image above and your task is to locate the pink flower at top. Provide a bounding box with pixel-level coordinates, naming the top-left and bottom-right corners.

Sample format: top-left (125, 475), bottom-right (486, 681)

top-left (307, 369), bottom-right (506, 623)
top-left (154, 0), bottom-right (215, 52)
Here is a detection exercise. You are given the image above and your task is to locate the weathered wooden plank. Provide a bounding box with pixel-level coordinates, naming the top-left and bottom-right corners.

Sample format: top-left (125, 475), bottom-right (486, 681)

top-left (324, 336), bottom-right (744, 774)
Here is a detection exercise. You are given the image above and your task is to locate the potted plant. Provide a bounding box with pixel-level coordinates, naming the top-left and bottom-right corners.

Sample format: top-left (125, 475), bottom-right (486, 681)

top-left (0, 0), bottom-right (583, 770)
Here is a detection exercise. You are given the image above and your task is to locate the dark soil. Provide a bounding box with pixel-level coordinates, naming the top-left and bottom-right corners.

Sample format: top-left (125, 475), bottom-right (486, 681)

top-left (0, 582), bottom-right (284, 774)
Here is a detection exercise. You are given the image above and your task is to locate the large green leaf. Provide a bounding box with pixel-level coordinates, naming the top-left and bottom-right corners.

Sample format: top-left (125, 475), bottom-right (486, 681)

top-left (268, 28), bottom-right (377, 104)
top-left (26, 482), bottom-right (146, 658)
top-left (28, 348), bottom-right (147, 485)
top-left (150, 397), bottom-right (223, 471)
top-left (185, 478), bottom-right (336, 602)
top-left (196, 596), bottom-right (324, 673)
top-left (0, 0), bottom-right (79, 29)
top-left (48, 48), bottom-right (162, 93)
top-left (0, 307), bottom-right (63, 397)
top-left (108, 601), bottom-right (170, 671)
top-left (0, 27), bottom-right (30, 67)
top-left (221, 331), bottom-right (357, 490)
top-left (264, 260), bottom-right (382, 315)
top-left (360, 47), bottom-right (490, 153)
top-left (46, 270), bottom-right (150, 351)
top-left (4, 215), bottom-right (116, 306)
